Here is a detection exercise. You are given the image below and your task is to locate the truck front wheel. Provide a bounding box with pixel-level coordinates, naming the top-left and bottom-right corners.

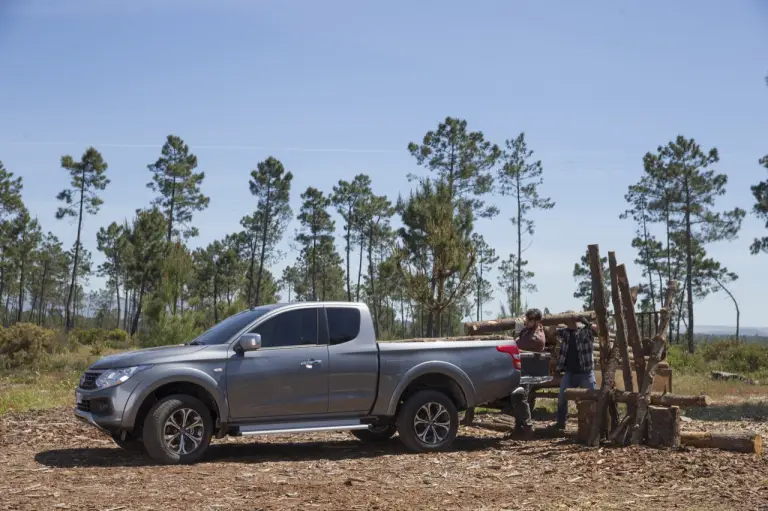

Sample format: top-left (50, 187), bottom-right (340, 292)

top-left (142, 394), bottom-right (213, 465)
top-left (396, 390), bottom-right (458, 453)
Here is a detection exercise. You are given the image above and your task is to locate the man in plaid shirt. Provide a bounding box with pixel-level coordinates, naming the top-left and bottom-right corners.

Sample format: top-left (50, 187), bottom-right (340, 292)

top-left (553, 318), bottom-right (597, 430)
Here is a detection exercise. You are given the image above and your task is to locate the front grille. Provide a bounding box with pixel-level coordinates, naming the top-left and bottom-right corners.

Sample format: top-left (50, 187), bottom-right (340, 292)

top-left (77, 400), bottom-right (91, 412)
top-left (79, 371), bottom-right (102, 390)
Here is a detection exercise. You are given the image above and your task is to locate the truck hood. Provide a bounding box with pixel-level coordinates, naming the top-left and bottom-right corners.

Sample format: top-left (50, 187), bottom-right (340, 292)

top-left (89, 344), bottom-right (208, 370)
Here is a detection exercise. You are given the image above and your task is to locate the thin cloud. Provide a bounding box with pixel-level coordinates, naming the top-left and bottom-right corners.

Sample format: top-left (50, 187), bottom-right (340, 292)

top-left (4, 140), bottom-right (400, 154)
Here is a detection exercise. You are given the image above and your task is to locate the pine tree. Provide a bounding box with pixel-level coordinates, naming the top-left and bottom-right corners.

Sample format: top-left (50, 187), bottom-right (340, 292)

top-left (147, 135), bottom-right (209, 242)
top-left (498, 253), bottom-right (536, 315)
top-left (497, 132), bottom-right (554, 311)
top-left (644, 136), bottom-right (745, 352)
top-left (126, 208), bottom-right (167, 335)
top-left (332, 174), bottom-right (372, 301)
top-left (96, 222), bottom-right (126, 329)
top-left (296, 187), bottom-right (335, 301)
top-left (245, 157), bottom-right (292, 306)
top-left (749, 156), bottom-right (768, 255)
top-left (572, 252), bottom-right (609, 311)
top-left (470, 233), bottom-right (498, 321)
top-left (56, 147), bottom-right (109, 329)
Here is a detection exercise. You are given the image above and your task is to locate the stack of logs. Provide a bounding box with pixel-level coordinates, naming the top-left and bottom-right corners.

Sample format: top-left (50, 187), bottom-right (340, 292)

top-left (462, 244), bottom-right (763, 455)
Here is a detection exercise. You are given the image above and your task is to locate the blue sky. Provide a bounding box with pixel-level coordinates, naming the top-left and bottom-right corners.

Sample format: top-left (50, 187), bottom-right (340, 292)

top-left (1, 0), bottom-right (766, 329)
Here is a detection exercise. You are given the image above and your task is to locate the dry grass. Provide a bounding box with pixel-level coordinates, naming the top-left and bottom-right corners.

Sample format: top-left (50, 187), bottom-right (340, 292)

top-left (0, 345), bottom-right (121, 415)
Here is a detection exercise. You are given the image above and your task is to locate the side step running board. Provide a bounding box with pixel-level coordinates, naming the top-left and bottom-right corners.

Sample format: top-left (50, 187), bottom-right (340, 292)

top-left (239, 419), bottom-right (370, 436)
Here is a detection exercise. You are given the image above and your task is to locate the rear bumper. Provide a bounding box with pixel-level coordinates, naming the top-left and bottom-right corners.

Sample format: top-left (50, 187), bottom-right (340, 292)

top-left (519, 375), bottom-right (553, 386)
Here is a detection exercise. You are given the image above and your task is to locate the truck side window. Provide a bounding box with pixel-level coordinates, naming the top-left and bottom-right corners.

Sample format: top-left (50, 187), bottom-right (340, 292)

top-left (326, 307), bottom-right (361, 345)
top-left (250, 308), bottom-right (318, 348)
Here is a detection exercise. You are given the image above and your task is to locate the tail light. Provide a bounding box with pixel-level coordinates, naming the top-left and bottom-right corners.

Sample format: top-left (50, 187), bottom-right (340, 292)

top-left (497, 344), bottom-right (522, 370)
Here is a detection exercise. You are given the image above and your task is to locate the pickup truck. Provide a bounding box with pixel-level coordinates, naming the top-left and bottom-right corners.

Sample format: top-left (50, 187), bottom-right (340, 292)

top-left (74, 301), bottom-right (550, 464)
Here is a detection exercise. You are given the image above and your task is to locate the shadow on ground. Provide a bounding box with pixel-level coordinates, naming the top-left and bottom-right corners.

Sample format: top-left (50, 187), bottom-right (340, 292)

top-left (684, 400), bottom-right (768, 422)
top-left (35, 434), bottom-right (504, 469)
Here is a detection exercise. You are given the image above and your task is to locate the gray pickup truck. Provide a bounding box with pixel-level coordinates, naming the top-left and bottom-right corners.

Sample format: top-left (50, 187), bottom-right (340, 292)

top-left (74, 302), bottom-right (550, 464)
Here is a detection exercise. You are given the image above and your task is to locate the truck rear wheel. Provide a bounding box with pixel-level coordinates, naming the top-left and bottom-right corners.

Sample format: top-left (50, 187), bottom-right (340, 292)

top-left (396, 390), bottom-right (458, 453)
top-left (350, 424), bottom-right (397, 443)
top-left (142, 394), bottom-right (213, 465)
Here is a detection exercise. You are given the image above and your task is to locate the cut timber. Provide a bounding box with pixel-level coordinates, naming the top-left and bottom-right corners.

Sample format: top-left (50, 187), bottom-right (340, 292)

top-left (587, 245), bottom-right (611, 371)
top-left (681, 431), bottom-right (763, 455)
top-left (616, 264), bottom-right (646, 384)
top-left (563, 388), bottom-right (711, 407)
top-left (608, 251), bottom-right (634, 395)
top-left (577, 401), bottom-right (596, 444)
top-left (463, 311), bottom-right (596, 335)
top-left (630, 281), bottom-right (678, 445)
top-left (588, 345), bottom-right (621, 446)
top-left (647, 406), bottom-right (680, 448)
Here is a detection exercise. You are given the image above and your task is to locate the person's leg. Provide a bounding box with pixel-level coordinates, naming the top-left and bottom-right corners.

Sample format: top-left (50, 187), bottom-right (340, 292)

top-left (512, 387), bottom-right (532, 431)
top-left (556, 372), bottom-right (572, 427)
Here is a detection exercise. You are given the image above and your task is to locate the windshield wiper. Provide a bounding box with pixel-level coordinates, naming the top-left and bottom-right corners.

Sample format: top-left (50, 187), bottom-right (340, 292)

top-left (185, 340), bottom-right (205, 346)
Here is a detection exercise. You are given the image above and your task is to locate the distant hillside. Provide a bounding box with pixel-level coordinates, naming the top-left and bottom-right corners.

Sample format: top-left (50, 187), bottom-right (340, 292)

top-left (696, 325), bottom-right (768, 337)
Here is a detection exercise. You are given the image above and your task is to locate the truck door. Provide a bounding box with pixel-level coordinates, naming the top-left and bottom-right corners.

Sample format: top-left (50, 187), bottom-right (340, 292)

top-left (325, 306), bottom-right (379, 414)
top-left (226, 307), bottom-right (329, 420)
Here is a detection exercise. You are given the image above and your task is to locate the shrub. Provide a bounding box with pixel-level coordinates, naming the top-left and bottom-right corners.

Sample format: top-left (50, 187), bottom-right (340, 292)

top-left (668, 341), bottom-right (768, 379)
top-left (142, 313), bottom-right (202, 348)
top-left (0, 323), bottom-right (57, 369)
top-left (67, 328), bottom-right (134, 350)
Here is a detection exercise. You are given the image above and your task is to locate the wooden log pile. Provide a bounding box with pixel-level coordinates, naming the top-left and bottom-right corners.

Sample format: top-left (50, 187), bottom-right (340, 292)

top-left (462, 243), bottom-right (763, 456)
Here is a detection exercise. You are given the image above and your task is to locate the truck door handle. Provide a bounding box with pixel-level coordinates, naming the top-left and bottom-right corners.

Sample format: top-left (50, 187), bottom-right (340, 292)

top-left (301, 359), bottom-right (322, 368)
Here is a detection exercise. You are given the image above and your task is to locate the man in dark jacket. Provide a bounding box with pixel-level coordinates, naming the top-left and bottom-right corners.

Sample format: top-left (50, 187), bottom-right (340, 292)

top-left (552, 318), bottom-right (597, 430)
top-left (510, 308), bottom-right (546, 435)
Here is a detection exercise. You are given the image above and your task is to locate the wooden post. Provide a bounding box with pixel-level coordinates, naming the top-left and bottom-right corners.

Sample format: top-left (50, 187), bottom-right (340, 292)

top-left (629, 281), bottom-right (678, 445)
top-left (608, 252), bottom-right (634, 395)
top-left (646, 406), bottom-right (680, 448)
top-left (587, 346), bottom-right (621, 446)
top-left (616, 264), bottom-right (646, 385)
top-left (563, 388), bottom-right (711, 407)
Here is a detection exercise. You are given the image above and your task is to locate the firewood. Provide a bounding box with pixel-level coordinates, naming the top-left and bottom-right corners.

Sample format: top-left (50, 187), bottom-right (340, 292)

top-left (463, 311), bottom-right (596, 335)
top-left (680, 431), bottom-right (763, 455)
top-left (646, 406), bottom-right (680, 448)
top-left (563, 388), bottom-right (711, 407)
top-left (587, 345), bottom-right (621, 446)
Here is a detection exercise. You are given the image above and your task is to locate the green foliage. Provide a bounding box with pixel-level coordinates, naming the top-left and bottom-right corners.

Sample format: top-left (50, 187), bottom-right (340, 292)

top-left (147, 135), bottom-right (209, 241)
top-left (470, 233), bottom-right (498, 321)
top-left (0, 323), bottom-right (56, 368)
top-left (141, 312), bottom-right (202, 348)
top-left (498, 253), bottom-right (535, 316)
top-left (571, 253), bottom-right (609, 311)
top-left (668, 341), bottom-right (768, 379)
top-left (332, 174), bottom-right (373, 301)
top-left (243, 156), bottom-right (293, 306)
top-left (750, 156), bottom-right (768, 255)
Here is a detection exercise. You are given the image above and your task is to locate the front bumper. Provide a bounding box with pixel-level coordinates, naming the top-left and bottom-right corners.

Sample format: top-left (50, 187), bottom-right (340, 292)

top-left (73, 378), bottom-right (141, 434)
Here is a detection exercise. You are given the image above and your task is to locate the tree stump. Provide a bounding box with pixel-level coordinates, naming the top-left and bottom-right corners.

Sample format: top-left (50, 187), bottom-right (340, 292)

top-left (646, 406), bottom-right (680, 448)
top-left (577, 400), bottom-right (596, 444)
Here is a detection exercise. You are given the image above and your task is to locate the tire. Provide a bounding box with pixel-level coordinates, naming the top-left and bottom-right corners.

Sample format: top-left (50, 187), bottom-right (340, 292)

top-left (142, 394), bottom-right (213, 465)
top-left (111, 432), bottom-right (144, 452)
top-left (396, 390), bottom-right (459, 453)
top-left (350, 424), bottom-right (397, 443)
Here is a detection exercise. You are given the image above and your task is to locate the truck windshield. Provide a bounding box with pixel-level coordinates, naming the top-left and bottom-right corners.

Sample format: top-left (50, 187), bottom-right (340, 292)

top-left (186, 305), bottom-right (282, 345)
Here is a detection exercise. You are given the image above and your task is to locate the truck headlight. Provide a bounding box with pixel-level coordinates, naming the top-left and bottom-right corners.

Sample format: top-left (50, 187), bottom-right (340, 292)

top-left (95, 365), bottom-right (152, 389)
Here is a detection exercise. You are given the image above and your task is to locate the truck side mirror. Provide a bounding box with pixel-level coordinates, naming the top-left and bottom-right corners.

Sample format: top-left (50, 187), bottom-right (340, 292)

top-left (235, 333), bottom-right (262, 353)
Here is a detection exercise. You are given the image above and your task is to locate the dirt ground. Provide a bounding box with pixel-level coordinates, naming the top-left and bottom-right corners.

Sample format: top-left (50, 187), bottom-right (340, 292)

top-left (0, 408), bottom-right (766, 511)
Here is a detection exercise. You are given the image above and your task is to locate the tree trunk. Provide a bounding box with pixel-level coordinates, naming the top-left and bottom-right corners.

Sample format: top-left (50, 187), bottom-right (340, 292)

top-left (17, 255), bottom-right (26, 323)
top-left (66, 169), bottom-right (87, 330)
top-left (213, 270), bottom-right (219, 323)
top-left (356, 237), bottom-right (364, 302)
top-left (114, 261), bottom-right (121, 330)
top-left (167, 175), bottom-right (176, 243)
top-left (130, 279), bottom-right (146, 336)
top-left (345, 205), bottom-right (352, 302)
top-left (368, 226), bottom-right (379, 337)
top-left (711, 275), bottom-right (739, 339)
top-left (246, 239), bottom-right (257, 306)
top-left (516, 173), bottom-right (523, 313)
top-left (680, 431), bottom-right (762, 455)
top-left (38, 263), bottom-right (48, 326)
top-left (255, 188), bottom-right (272, 307)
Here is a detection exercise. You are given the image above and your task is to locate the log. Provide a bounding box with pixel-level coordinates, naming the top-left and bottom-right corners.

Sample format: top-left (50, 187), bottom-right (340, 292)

top-left (647, 405), bottom-right (680, 448)
top-left (463, 311), bottom-right (596, 335)
top-left (616, 264), bottom-right (647, 384)
top-left (630, 286), bottom-right (639, 304)
top-left (563, 388), bottom-right (711, 407)
top-left (577, 401), bottom-right (595, 444)
top-left (680, 431), bottom-right (763, 455)
top-left (608, 251), bottom-right (634, 395)
top-left (587, 245), bottom-right (611, 371)
top-left (587, 345), bottom-right (621, 446)
top-left (630, 337), bottom-right (666, 445)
